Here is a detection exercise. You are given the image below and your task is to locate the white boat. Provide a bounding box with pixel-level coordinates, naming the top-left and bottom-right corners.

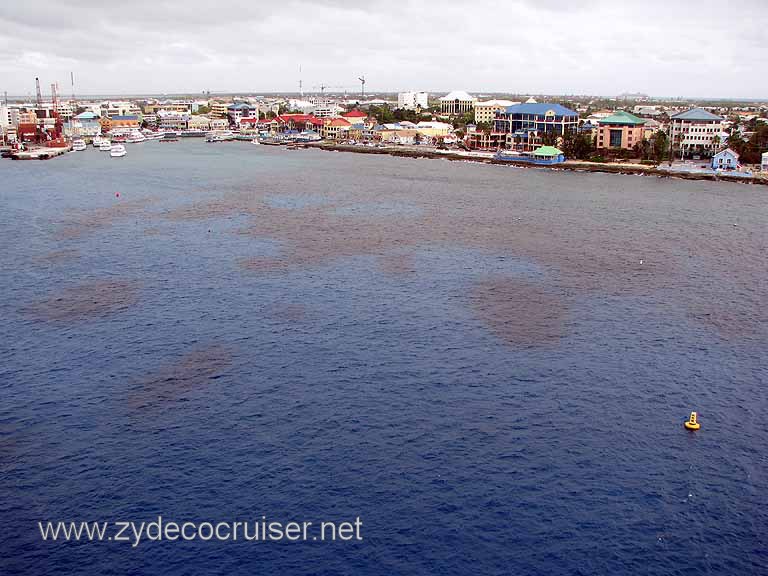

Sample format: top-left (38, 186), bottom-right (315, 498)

top-left (110, 144), bottom-right (127, 157)
top-left (251, 138), bottom-right (260, 145)
top-left (92, 136), bottom-right (103, 147)
top-left (72, 139), bottom-right (87, 151)
top-left (143, 130), bottom-right (165, 140)
top-left (126, 130), bottom-right (146, 143)
top-left (100, 140), bottom-right (112, 151)
top-left (205, 130), bottom-right (235, 142)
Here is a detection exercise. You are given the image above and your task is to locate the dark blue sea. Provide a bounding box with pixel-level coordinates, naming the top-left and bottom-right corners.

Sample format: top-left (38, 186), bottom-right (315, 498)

top-left (1, 140), bottom-right (766, 575)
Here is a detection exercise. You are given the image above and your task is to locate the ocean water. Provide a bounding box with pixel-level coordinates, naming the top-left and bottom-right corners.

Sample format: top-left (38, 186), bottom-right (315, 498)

top-left (1, 140), bottom-right (766, 575)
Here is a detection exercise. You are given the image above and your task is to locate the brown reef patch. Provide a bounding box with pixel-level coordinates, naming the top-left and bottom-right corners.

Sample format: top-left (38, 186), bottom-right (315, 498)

top-left (470, 277), bottom-right (570, 346)
top-left (127, 344), bottom-right (233, 409)
top-left (379, 252), bottom-right (416, 276)
top-left (23, 279), bottom-right (141, 322)
top-left (34, 248), bottom-right (80, 264)
top-left (56, 197), bottom-right (155, 240)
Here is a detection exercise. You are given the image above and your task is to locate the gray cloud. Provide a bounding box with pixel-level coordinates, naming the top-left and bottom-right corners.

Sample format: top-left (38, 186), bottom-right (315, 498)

top-left (0, 0), bottom-right (766, 98)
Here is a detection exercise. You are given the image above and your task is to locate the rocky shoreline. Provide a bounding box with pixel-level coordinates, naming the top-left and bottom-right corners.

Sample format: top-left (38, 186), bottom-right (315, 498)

top-left (308, 142), bottom-right (768, 187)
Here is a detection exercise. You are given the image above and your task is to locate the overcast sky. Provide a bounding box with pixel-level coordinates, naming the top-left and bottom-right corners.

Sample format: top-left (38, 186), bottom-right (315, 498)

top-left (1, 0), bottom-right (766, 99)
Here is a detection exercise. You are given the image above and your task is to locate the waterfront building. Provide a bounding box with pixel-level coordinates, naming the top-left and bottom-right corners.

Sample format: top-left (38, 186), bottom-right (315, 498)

top-left (321, 117), bottom-right (351, 140)
top-left (414, 121), bottom-right (453, 138)
top-left (110, 115), bottom-right (140, 129)
top-left (397, 91), bottom-right (429, 111)
top-left (274, 114), bottom-right (324, 133)
top-left (158, 110), bottom-right (189, 131)
top-left (64, 111), bottom-right (102, 138)
top-left (596, 110), bottom-right (646, 150)
top-left (669, 107), bottom-right (725, 157)
top-left (474, 100), bottom-right (519, 124)
top-left (711, 148), bottom-right (739, 170)
top-left (187, 115), bottom-right (212, 131)
top-left (492, 102), bottom-right (579, 152)
top-left (439, 91), bottom-right (476, 116)
top-left (209, 118), bottom-right (228, 130)
top-left (227, 103), bottom-right (257, 126)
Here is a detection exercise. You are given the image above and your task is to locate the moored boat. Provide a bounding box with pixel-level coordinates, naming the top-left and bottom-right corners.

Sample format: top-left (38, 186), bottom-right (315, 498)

top-left (72, 139), bottom-right (87, 152)
top-left (205, 130), bottom-right (235, 142)
top-left (100, 140), bottom-right (112, 151)
top-left (110, 144), bottom-right (127, 157)
top-left (126, 130), bottom-right (146, 143)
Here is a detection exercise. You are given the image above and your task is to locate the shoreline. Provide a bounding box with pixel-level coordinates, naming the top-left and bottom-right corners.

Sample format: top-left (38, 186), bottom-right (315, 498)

top-left (308, 142), bottom-right (768, 186)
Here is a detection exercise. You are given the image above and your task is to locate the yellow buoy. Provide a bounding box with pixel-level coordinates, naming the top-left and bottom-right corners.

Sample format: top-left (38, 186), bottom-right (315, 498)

top-left (684, 411), bottom-right (700, 430)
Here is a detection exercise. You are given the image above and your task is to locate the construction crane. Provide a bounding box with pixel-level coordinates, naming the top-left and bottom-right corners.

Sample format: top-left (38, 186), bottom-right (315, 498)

top-left (358, 75), bottom-right (366, 100)
top-left (35, 77), bottom-right (43, 108)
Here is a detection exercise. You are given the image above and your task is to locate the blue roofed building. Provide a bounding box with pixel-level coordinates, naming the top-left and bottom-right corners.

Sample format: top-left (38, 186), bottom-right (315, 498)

top-left (492, 102), bottom-right (579, 152)
top-left (63, 111), bottom-right (102, 138)
top-left (227, 102), bottom-right (257, 126)
top-left (669, 107), bottom-right (724, 158)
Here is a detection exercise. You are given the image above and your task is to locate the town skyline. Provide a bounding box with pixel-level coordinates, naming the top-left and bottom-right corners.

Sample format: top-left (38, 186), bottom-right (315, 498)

top-left (1, 0), bottom-right (767, 99)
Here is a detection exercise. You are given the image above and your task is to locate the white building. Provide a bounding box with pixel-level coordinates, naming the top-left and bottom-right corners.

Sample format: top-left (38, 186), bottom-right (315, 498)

top-left (287, 99), bottom-right (316, 114)
top-left (157, 110), bottom-right (189, 130)
top-left (397, 91), bottom-right (429, 111)
top-left (762, 151), bottom-right (768, 172)
top-left (0, 105), bottom-right (20, 129)
top-left (474, 99), bottom-right (519, 124)
top-left (669, 107), bottom-right (725, 157)
top-left (439, 91), bottom-right (476, 116)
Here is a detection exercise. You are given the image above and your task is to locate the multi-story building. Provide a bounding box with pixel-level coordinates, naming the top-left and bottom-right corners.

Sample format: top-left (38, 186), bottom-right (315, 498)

top-left (397, 91), bottom-right (429, 111)
top-left (209, 117), bottom-right (228, 130)
top-left (474, 99), bottom-right (519, 124)
top-left (341, 109), bottom-right (369, 126)
top-left (227, 103), bottom-right (257, 125)
top-left (322, 118), bottom-right (351, 140)
top-left (0, 105), bottom-right (20, 129)
top-left (63, 111), bottom-right (102, 138)
top-left (439, 91), bottom-right (476, 116)
top-left (209, 101), bottom-right (230, 118)
top-left (187, 115), bottom-right (212, 131)
top-left (596, 110), bottom-right (646, 150)
top-left (669, 107), bottom-right (724, 158)
top-left (157, 110), bottom-right (189, 131)
top-left (493, 102), bottom-right (579, 151)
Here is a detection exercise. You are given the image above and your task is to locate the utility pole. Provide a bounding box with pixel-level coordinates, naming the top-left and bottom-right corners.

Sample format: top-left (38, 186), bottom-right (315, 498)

top-left (299, 64), bottom-right (303, 98)
top-left (358, 75), bottom-right (366, 100)
top-left (70, 72), bottom-right (76, 104)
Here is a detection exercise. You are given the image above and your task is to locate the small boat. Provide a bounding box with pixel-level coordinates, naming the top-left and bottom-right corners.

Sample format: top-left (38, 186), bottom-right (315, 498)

top-left (126, 130), bottom-right (146, 143)
top-left (205, 130), bottom-right (235, 142)
top-left (251, 138), bottom-right (260, 145)
top-left (72, 139), bottom-right (87, 151)
top-left (181, 129), bottom-right (206, 138)
top-left (110, 144), bottom-right (126, 158)
top-left (92, 136), bottom-right (103, 147)
top-left (100, 140), bottom-right (112, 151)
top-left (160, 133), bottom-right (179, 143)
